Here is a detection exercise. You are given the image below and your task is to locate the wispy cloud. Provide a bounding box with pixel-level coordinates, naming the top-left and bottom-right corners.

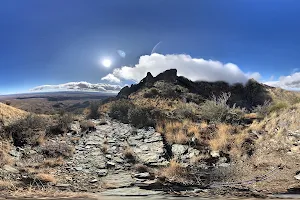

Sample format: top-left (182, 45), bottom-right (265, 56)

top-left (30, 81), bottom-right (122, 93)
top-left (101, 53), bottom-right (260, 84)
top-left (264, 72), bottom-right (300, 89)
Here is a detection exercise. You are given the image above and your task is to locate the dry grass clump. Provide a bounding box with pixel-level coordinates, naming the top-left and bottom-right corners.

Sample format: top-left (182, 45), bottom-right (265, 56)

top-left (123, 147), bottom-right (135, 161)
top-left (0, 180), bottom-right (18, 190)
top-left (160, 159), bottom-right (189, 184)
top-left (156, 120), bottom-right (211, 145)
top-left (34, 173), bottom-right (56, 183)
top-left (209, 124), bottom-right (233, 151)
top-left (134, 164), bottom-right (149, 173)
top-left (80, 120), bottom-right (96, 132)
top-left (41, 157), bottom-right (64, 168)
top-left (101, 144), bottom-right (108, 154)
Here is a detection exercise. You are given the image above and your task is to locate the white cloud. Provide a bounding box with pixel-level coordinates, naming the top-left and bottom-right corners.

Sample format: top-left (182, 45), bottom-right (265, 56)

top-left (30, 81), bottom-right (122, 93)
top-left (101, 74), bottom-right (121, 83)
top-left (101, 53), bottom-right (260, 84)
top-left (264, 72), bottom-right (300, 89)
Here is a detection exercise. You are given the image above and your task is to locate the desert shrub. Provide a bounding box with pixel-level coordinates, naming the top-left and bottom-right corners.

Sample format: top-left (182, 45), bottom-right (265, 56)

top-left (173, 103), bottom-right (198, 120)
top-left (4, 114), bottom-right (47, 146)
top-left (154, 81), bottom-right (187, 98)
top-left (41, 142), bottom-right (74, 158)
top-left (128, 107), bottom-right (154, 128)
top-left (161, 159), bottom-right (190, 184)
top-left (143, 88), bottom-right (159, 98)
top-left (80, 120), bottom-right (96, 132)
top-left (123, 147), bottom-right (135, 163)
top-left (4, 101), bottom-right (11, 106)
top-left (134, 164), bottom-right (149, 173)
top-left (47, 113), bottom-right (73, 135)
top-left (88, 101), bottom-right (101, 119)
top-left (200, 92), bottom-right (245, 124)
top-left (269, 101), bottom-right (288, 113)
top-left (109, 100), bottom-right (133, 123)
top-left (252, 100), bottom-right (271, 117)
top-left (185, 93), bottom-right (205, 104)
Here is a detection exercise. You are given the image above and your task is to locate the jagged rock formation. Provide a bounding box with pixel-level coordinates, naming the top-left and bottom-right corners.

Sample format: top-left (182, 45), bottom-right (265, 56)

top-left (117, 69), bottom-right (271, 108)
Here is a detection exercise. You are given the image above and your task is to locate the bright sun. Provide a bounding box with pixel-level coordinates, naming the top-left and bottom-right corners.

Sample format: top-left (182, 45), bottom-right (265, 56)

top-left (102, 59), bottom-right (112, 68)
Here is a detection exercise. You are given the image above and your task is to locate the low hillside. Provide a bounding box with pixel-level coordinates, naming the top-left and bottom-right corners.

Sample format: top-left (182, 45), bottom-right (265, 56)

top-left (100, 69), bottom-right (300, 194)
top-left (0, 103), bottom-right (28, 126)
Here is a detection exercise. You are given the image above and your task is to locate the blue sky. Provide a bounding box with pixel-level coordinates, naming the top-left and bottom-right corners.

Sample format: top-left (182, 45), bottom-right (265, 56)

top-left (1, 0), bottom-right (300, 94)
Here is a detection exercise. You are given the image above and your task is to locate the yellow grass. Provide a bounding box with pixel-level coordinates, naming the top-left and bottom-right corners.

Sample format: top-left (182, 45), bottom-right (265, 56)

top-left (35, 173), bottom-right (56, 183)
top-left (0, 103), bottom-right (28, 126)
top-left (209, 124), bottom-right (232, 151)
top-left (161, 159), bottom-right (189, 183)
top-left (41, 157), bottom-right (64, 168)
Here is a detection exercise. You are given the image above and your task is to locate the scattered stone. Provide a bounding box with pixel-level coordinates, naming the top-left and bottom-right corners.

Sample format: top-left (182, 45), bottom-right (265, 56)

top-left (100, 187), bottom-right (163, 196)
top-left (294, 173), bottom-right (300, 180)
top-left (9, 149), bottom-right (20, 157)
top-left (172, 144), bottom-right (188, 156)
top-left (134, 172), bottom-right (151, 179)
top-left (56, 183), bottom-right (71, 187)
top-left (90, 179), bottom-right (98, 183)
top-left (97, 169), bottom-right (108, 177)
top-left (102, 172), bottom-right (134, 188)
top-left (107, 161), bottom-right (116, 167)
top-left (210, 150), bottom-right (220, 158)
top-left (75, 167), bottom-right (83, 171)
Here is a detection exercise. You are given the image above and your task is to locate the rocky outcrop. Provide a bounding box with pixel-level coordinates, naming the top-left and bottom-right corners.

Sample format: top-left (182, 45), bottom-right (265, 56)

top-left (116, 69), bottom-right (270, 108)
top-left (117, 69), bottom-right (178, 98)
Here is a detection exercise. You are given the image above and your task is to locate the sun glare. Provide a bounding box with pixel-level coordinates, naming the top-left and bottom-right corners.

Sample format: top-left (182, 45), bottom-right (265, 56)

top-left (102, 59), bottom-right (112, 68)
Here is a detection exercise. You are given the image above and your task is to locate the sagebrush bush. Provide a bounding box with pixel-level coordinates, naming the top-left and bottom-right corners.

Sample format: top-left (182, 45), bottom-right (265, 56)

top-left (154, 81), bottom-right (187, 98)
top-left (4, 114), bottom-right (47, 146)
top-left (173, 103), bottom-right (198, 120)
top-left (88, 101), bottom-right (101, 119)
top-left (252, 100), bottom-right (271, 117)
top-left (143, 88), bottom-right (159, 98)
top-left (46, 113), bottom-right (73, 135)
top-left (269, 101), bottom-right (288, 113)
top-left (80, 120), bottom-right (96, 132)
top-left (200, 92), bottom-right (245, 124)
top-left (109, 100), bottom-right (133, 123)
top-left (128, 107), bottom-right (154, 128)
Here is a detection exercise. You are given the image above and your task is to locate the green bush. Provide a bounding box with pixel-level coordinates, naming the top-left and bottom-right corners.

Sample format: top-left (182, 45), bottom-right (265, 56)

top-left (143, 88), bottom-right (159, 98)
top-left (269, 101), bottom-right (288, 113)
top-left (109, 100), bottom-right (133, 123)
top-left (173, 103), bottom-right (198, 120)
top-left (4, 114), bottom-right (47, 146)
top-left (200, 92), bottom-right (245, 124)
top-left (128, 107), bottom-right (154, 128)
top-left (88, 101), bottom-right (101, 119)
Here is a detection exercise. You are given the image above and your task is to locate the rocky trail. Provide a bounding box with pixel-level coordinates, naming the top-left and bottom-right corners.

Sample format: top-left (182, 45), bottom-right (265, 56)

top-left (55, 119), bottom-right (170, 192)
